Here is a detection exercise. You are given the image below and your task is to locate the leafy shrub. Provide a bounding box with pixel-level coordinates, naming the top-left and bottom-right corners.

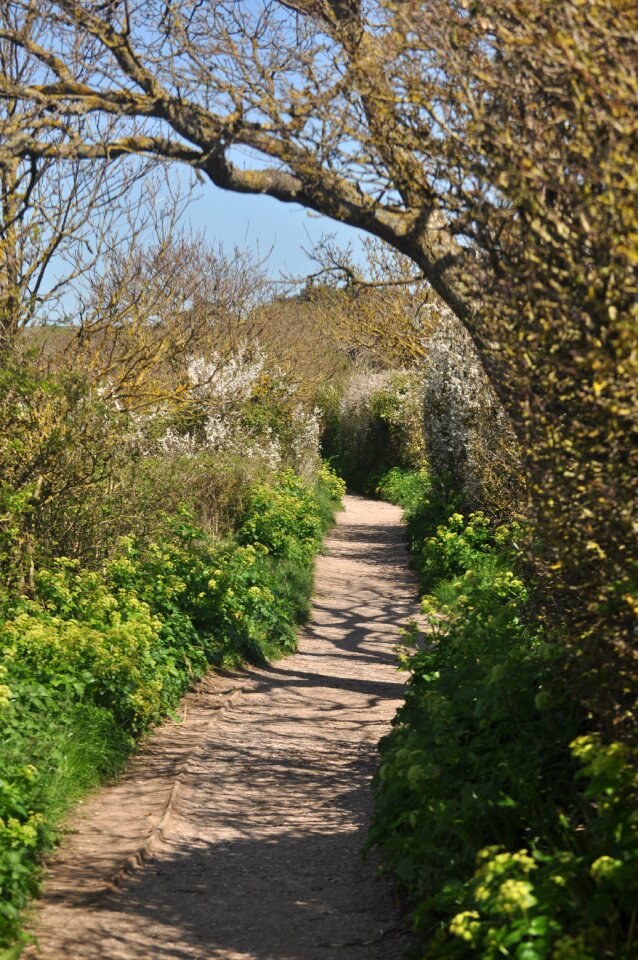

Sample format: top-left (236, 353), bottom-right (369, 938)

top-left (237, 470), bottom-right (324, 558)
top-left (321, 370), bottom-right (427, 491)
top-left (0, 685), bottom-right (131, 947)
top-left (370, 468), bottom-right (638, 959)
top-left (428, 735), bottom-right (638, 960)
top-left (375, 466), bottom-right (432, 515)
top-left (315, 461), bottom-right (347, 507)
top-left (0, 340), bottom-right (325, 590)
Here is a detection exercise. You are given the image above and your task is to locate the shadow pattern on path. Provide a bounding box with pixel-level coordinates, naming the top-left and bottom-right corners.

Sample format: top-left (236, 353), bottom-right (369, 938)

top-left (26, 495), bottom-right (421, 960)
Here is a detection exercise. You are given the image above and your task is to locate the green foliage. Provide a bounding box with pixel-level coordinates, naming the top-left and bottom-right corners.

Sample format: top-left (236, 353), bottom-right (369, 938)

top-left (315, 461), bottom-right (347, 511)
top-left (375, 465), bottom-right (432, 515)
top-left (370, 468), bottom-right (638, 959)
top-left (0, 347), bottom-right (148, 585)
top-left (0, 467), bottom-right (341, 949)
top-left (0, 685), bottom-right (131, 950)
top-left (428, 735), bottom-right (638, 960)
top-left (392, 0), bottom-right (638, 736)
top-left (237, 470), bottom-right (324, 559)
top-left (321, 370), bottom-right (427, 491)
top-left (0, 343), bottom-right (323, 589)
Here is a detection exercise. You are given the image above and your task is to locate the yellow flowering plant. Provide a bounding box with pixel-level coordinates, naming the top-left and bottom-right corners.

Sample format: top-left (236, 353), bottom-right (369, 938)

top-left (370, 467), bottom-right (638, 959)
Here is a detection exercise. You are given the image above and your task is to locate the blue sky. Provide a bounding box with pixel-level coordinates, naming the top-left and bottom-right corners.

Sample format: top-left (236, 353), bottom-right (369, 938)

top-left (46, 162), bottom-right (370, 320)
top-left (184, 177), bottom-right (367, 281)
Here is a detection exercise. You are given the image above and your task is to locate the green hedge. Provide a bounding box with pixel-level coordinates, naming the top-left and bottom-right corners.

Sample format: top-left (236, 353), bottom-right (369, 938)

top-left (370, 468), bottom-right (638, 960)
top-left (0, 464), bottom-right (344, 952)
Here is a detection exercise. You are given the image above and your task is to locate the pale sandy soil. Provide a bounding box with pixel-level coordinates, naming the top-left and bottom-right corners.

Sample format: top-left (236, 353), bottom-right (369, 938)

top-left (25, 494), bottom-right (421, 960)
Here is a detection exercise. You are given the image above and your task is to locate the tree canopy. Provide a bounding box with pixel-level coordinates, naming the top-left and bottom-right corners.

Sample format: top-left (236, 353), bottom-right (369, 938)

top-left (1, 0), bottom-right (637, 728)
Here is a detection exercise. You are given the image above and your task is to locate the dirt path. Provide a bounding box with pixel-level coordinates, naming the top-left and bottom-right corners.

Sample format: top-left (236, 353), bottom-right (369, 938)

top-left (26, 495), bottom-right (420, 960)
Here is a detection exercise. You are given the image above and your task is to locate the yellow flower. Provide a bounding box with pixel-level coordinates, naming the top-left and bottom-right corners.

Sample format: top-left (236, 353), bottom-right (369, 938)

top-left (0, 683), bottom-right (12, 709)
top-left (477, 845), bottom-right (502, 863)
top-left (449, 911), bottom-right (481, 943)
top-left (494, 879), bottom-right (537, 914)
top-left (590, 855), bottom-right (622, 882)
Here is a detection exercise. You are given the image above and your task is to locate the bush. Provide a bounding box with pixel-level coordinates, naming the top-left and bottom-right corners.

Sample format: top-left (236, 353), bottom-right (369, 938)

top-left (321, 370), bottom-right (427, 491)
top-left (0, 340), bottom-right (326, 588)
top-left (370, 468), bottom-right (638, 959)
top-left (421, 313), bottom-right (522, 518)
top-left (237, 470), bottom-right (325, 559)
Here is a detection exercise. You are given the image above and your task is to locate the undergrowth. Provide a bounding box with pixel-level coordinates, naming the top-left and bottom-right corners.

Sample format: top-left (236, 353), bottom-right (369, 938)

top-left (0, 463), bottom-right (345, 953)
top-left (370, 467), bottom-right (638, 960)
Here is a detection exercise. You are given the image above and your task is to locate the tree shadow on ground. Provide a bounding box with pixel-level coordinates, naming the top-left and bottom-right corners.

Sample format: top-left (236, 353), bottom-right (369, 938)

top-left (42, 749), bottom-right (412, 960)
top-left (28, 498), bottom-right (419, 960)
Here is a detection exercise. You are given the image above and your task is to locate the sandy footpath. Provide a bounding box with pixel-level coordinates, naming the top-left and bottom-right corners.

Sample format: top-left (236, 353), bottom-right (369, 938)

top-left (25, 494), bottom-right (420, 960)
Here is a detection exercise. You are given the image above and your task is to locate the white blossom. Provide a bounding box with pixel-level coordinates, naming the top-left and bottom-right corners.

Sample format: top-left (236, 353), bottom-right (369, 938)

top-left (187, 343), bottom-right (266, 405)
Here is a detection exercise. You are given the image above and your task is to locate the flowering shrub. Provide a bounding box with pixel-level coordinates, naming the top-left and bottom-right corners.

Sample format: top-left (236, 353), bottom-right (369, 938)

top-left (164, 346), bottom-right (322, 478)
top-left (315, 461), bottom-right (347, 504)
top-left (370, 467), bottom-right (638, 959)
top-left (237, 470), bottom-right (324, 559)
top-left (0, 342), bottom-right (324, 591)
top-left (422, 312), bottom-right (521, 517)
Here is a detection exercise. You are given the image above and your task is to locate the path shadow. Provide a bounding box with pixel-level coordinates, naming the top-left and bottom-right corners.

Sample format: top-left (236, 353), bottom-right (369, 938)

top-left (27, 498), bottom-right (420, 960)
top-left (42, 751), bottom-right (411, 960)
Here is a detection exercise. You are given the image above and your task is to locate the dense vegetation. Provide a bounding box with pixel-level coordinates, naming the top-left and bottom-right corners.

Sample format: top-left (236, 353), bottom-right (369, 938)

top-left (371, 468), bottom-right (638, 960)
top-left (2, 3), bottom-right (634, 744)
top-left (323, 375), bottom-right (638, 959)
top-left (0, 4), bottom-right (635, 953)
top-left (0, 311), bottom-right (345, 951)
top-left (0, 287), bottom-right (635, 960)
